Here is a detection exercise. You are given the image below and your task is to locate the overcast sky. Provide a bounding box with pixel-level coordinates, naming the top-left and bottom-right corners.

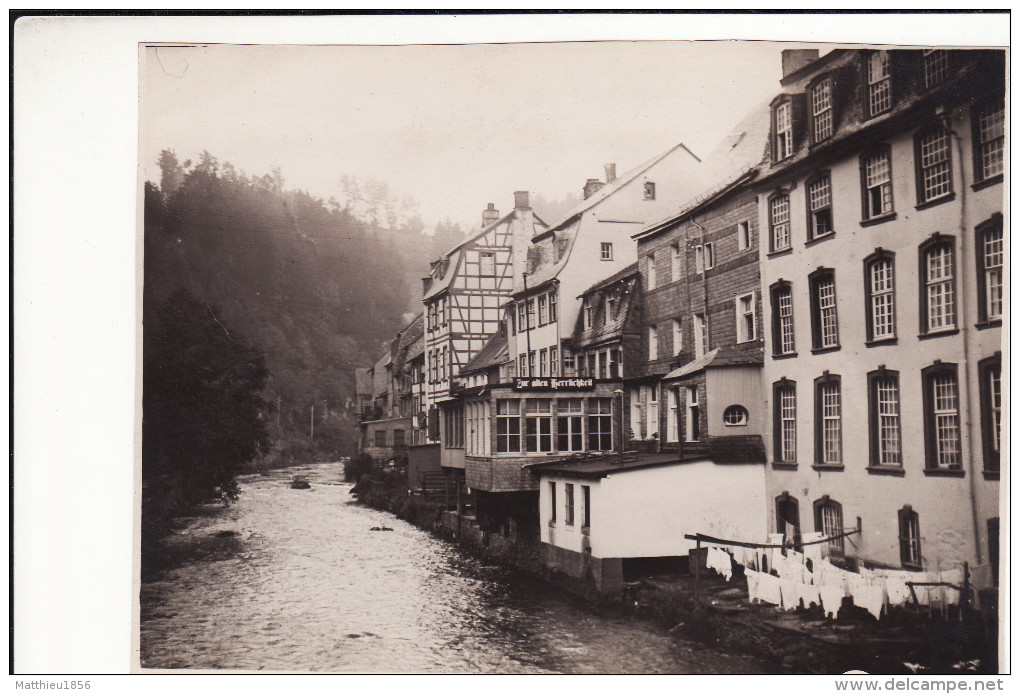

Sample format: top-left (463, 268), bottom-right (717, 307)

top-left (140, 40), bottom-right (795, 231)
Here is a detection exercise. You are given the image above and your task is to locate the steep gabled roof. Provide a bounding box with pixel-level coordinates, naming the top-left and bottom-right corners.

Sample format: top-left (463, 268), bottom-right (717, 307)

top-left (460, 330), bottom-right (508, 375)
top-left (577, 261), bottom-right (639, 298)
top-left (392, 312), bottom-right (424, 371)
top-left (534, 143), bottom-right (701, 240)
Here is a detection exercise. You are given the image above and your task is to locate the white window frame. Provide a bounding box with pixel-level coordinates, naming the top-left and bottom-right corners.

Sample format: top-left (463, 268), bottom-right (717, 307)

top-left (737, 221), bottom-right (751, 251)
top-left (685, 386), bottom-right (700, 442)
top-left (775, 101), bottom-right (793, 160)
top-left (671, 243), bottom-right (684, 279)
top-left (736, 292), bottom-right (756, 343)
top-left (601, 242), bottom-right (613, 261)
top-left (694, 313), bottom-right (707, 359)
top-left (672, 318), bottom-right (683, 355)
top-left (648, 325), bottom-right (658, 360)
top-left (647, 253), bottom-right (657, 289)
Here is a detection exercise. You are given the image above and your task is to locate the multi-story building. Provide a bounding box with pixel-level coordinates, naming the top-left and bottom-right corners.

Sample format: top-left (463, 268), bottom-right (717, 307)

top-left (754, 48), bottom-right (1004, 580)
top-left (448, 145), bottom-right (706, 536)
top-left (356, 313), bottom-right (428, 470)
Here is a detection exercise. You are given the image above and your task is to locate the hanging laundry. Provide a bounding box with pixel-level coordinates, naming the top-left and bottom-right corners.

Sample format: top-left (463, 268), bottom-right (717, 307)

top-left (852, 584), bottom-right (886, 620)
top-left (779, 579), bottom-right (800, 611)
top-left (745, 569), bottom-right (761, 603)
top-left (782, 551), bottom-right (806, 583)
top-left (757, 572), bottom-right (782, 606)
top-left (886, 578), bottom-right (912, 607)
top-left (768, 533), bottom-right (785, 568)
top-left (798, 581), bottom-right (821, 609)
top-left (820, 585), bottom-right (845, 619)
top-left (801, 532), bottom-right (824, 567)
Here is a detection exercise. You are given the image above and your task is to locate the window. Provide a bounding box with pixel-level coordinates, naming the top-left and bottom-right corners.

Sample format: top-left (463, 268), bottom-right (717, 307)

top-left (672, 318), bottom-right (683, 355)
top-left (496, 400), bottom-right (521, 452)
top-left (525, 399), bottom-right (553, 453)
top-left (527, 299), bottom-right (537, 331)
top-left (667, 389), bottom-right (679, 442)
top-left (557, 400), bottom-right (583, 452)
top-left (811, 77), bottom-right (833, 142)
top-left (539, 348), bottom-right (548, 377)
top-left (769, 194), bottom-right (791, 252)
top-left (538, 295), bottom-right (548, 325)
top-left (528, 351), bottom-right (537, 379)
top-left (598, 350), bottom-right (608, 379)
top-left (737, 221), bottom-right (751, 251)
top-left (695, 243), bottom-right (715, 273)
top-left (644, 181), bottom-right (656, 200)
top-left (583, 301), bottom-right (593, 330)
top-left (609, 349), bottom-right (620, 379)
top-left (601, 242), bottom-right (613, 261)
top-left (774, 381), bottom-right (797, 463)
top-left (864, 251), bottom-right (896, 341)
top-left (770, 282), bottom-right (795, 356)
top-left (867, 51), bottom-right (891, 116)
top-left (647, 254), bottom-right (657, 289)
top-left (588, 398), bottom-right (613, 451)
top-left (807, 173), bottom-right (833, 239)
top-left (586, 354), bottom-right (596, 379)
top-left (861, 148), bottom-right (893, 220)
top-left (518, 302), bottom-right (528, 331)
top-left (550, 346), bottom-right (559, 377)
top-left (774, 101), bottom-right (793, 160)
top-left (868, 369), bottom-right (902, 467)
top-left (693, 313), bottom-right (707, 359)
top-left (922, 363), bottom-right (961, 470)
top-left (923, 49), bottom-right (949, 88)
top-left (723, 405), bottom-right (748, 426)
top-left (374, 429), bottom-right (387, 447)
top-left (606, 295), bottom-right (617, 322)
top-left (978, 217), bottom-right (1003, 322)
top-left (814, 497), bottom-right (844, 552)
top-left (920, 238), bottom-right (956, 333)
top-left (445, 405), bottom-right (464, 448)
top-left (648, 325), bottom-right (658, 360)
top-left (814, 375), bottom-right (842, 466)
top-left (393, 429), bottom-right (405, 447)
top-left (979, 356), bottom-right (1001, 474)
top-left (518, 354), bottom-right (527, 378)
top-left (684, 386), bottom-right (700, 442)
top-left (809, 269), bottom-right (839, 350)
top-left (562, 350), bottom-right (575, 377)
top-left (582, 486), bottom-right (591, 528)
top-left (549, 482), bottom-right (557, 523)
top-left (898, 506), bottom-right (921, 568)
top-left (479, 252), bottom-right (495, 276)
top-left (973, 100), bottom-right (1004, 182)
top-left (736, 293), bottom-right (756, 343)
top-left (647, 387), bottom-right (658, 438)
top-left (915, 126), bottom-right (953, 204)
top-left (565, 483), bottom-right (575, 526)
top-left (548, 291), bottom-right (557, 322)
top-left (672, 243), bottom-right (684, 279)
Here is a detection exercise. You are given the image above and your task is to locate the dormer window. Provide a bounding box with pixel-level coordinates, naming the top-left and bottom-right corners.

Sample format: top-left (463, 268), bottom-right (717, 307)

top-left (867, 51), bottom-right (891, 116)
top-left (583, 301), bottom-right (593, 330)
top-left (810, 77), bottom-right (833, 142)
top-left (644, 182), bottom-right (656, 200)
top-left (605, 295), bottom-right (617, 322)
top-left (923, 49), bottom-right (949, 89)
top-left (774, 101), bottom-right (793, 160)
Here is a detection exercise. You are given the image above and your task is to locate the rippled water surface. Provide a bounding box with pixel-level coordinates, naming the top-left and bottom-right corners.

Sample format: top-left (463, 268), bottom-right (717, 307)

top-left (139, 463), bottom-right (767, 673)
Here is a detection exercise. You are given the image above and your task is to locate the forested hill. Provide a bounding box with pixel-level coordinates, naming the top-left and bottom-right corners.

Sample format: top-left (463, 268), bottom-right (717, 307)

top-left (144, 151), bottom-right (453, 458)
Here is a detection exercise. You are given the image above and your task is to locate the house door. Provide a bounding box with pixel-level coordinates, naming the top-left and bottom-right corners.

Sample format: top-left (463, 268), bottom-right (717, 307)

top-left (775, 492), bottom-right (801, 551)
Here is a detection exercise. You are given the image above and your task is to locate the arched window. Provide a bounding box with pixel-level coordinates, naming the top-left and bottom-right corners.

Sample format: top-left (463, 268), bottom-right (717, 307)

top-left (919, 235), bottom-right (956, 335)
top-left (863, 249), bottom-right (896, 342)
top-left (813, 496), bottom-right (845, 552)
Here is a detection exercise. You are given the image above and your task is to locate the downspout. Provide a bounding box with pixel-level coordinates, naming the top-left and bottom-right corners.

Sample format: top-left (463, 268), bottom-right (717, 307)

top-left (944, 110), bottom-right (983, 565)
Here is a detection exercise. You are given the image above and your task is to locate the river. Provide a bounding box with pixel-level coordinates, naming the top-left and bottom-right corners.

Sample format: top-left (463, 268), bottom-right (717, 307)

top-left (139, 462), bottom-right (768, 673)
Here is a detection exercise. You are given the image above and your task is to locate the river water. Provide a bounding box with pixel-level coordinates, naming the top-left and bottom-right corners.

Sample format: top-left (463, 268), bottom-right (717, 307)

top-left (139, 462), bottom-right (767, 673)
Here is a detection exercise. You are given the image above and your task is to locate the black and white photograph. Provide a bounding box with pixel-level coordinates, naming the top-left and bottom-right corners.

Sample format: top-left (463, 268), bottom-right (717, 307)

top-left (11, 11), bottom-right (1009, 682)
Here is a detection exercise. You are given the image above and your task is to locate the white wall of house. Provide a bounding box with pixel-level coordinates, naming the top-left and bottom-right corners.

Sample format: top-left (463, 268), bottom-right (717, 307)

top-left (540, 461), bottom-right (767, 559)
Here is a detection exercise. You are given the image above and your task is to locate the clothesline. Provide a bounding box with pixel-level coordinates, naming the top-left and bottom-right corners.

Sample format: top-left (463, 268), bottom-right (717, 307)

top-left (684, 526), bottom-right (861, 550)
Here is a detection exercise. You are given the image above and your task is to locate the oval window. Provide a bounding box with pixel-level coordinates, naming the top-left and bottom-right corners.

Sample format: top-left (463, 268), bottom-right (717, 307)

top-left (723, 405), bottom-right (749, 426)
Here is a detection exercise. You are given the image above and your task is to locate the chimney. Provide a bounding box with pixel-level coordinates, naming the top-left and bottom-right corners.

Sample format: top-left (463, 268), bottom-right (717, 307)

top-left (604, 162), bottom-right (617, 183)
top-left (583, 178), bottom-right (605, 200)
top-left (781, 49), bottom-right (820, 78)
top-left (514, 190), bottom-right (531, 210)
top-left (482, 202), bottom-right (499, 227)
